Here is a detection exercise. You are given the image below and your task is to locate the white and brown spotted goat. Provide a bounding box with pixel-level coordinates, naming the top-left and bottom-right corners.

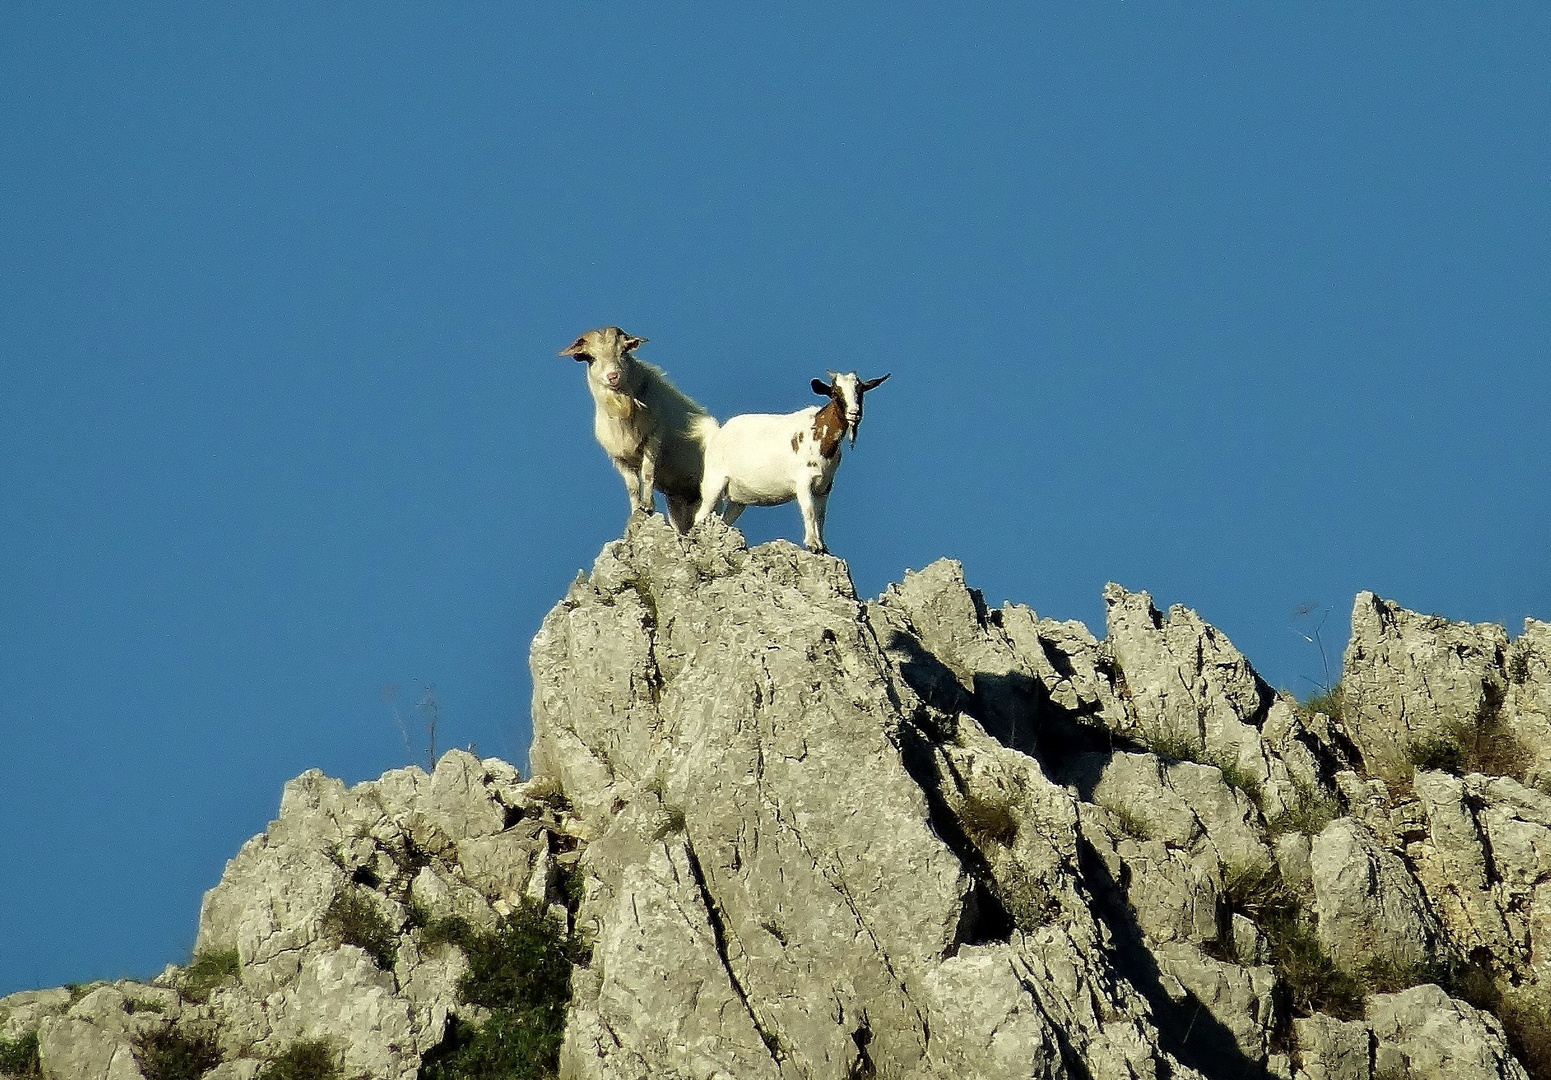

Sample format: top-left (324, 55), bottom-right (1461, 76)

top-left (560, 326), bottom-right (720, 533)
top-left (695, 371), bottom-right (890, 553)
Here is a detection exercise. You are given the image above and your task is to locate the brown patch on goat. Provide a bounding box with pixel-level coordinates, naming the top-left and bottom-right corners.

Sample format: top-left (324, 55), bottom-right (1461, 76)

top-left (791, 432), bottom-right (803, 453)
top-left (812, 396), bottom-right (845, 459)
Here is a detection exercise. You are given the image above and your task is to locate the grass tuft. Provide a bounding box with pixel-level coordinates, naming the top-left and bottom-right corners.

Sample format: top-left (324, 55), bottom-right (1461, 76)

top-left (0, 1030), bottom-right (41, 1079)
top-left (1103, 803), bottom-right (1153, 842)
top-left (1217, 861), bottom-right (1362, 1018)
top-left (181, 948), bottom-right (240, 1003)
top-left (1215, 759), bottom-right (1265, 810)
top-left (1267, 779), bottom-right (1340, 838)
top-left (322, 888), bottom-right (400, 969)
top-left (1508, 646), bottom-right (1535, 686)
top-left (254, 1039), bottom-right (339, 1080)
top-left (1263, 910), bottom-right (1364, 1019)
top-left (1406, 686), bottom-right (1531, 783)
top-left (958, 792), bottom-right (1020, 850)
top-left (1301, 684), bottom-right (1345, 724)
top-left (417, 912), bottom-right (476, 951)
top-left (418, 899), bottom-right (588, 1080)
top-left (1147, 727), bottom-right (1203, 764)
top-left (996, 883), bottom-right (1060, 932)
top-left (1354, 955), bottom-right (1452, 996)
top-left (132, 1024), bottom-right (222, 1080)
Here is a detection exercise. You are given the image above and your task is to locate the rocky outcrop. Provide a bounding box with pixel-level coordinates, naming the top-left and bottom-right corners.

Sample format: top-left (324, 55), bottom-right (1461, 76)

top-left (1343, 593), bottom-right (1514, 777)
top-left (7, 520), bottom-right (1551, 1080)
top-left (534, 521), bottom-right (1192, 1080)
top-left (1292, 985), bottom-right (1532, 1080)
top-left (2, 752), bottom-right (579, 1080)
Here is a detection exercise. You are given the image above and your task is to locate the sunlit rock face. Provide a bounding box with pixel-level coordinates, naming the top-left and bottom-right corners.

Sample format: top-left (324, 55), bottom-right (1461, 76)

top-left (9, 515), bottom-right (1551, 1080)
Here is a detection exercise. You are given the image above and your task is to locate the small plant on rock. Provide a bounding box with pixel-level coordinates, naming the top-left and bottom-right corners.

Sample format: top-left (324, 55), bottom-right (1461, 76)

top-left (996, 882), bottom-right (1060, 932)
top-left (1219, 860), bottom-right (1295, 921)
top-left (132, 1023), bottom-right (222, 1080)
top-left (1508, 645), bottom-right (1536, 686)
top-left (419, 899), bottom-right (588, 1080)
top-left (322, 887), bottom-right (400, 970)
top-left (1353, 954), bottom-right (1451, 997)
top-left (1266, 779), bottom-right (1339, 838)
top-left (254, 1038), bottom-right (340, 1080)
top-left (1214, 758), bottom-right (1265, 810)
top-left (557, 864), bottom-right (588, 914)
top-left (0, 1030), bottom-right (41, 1079)
top-left (417, 912), bottom-right (475, 952)
top-left (1217, 860), bottom-right (1360, 1019)
top-left (1405, 686), bottom-right (1531, 784)
top-left (1300, 684), bottom-right (1345, 724)
top-left (1102, 803), bottom-right (1153, 842)
top-left (1147, 727), bottom-right (1203, 765)
top-left (958, 791), bottom-right (1020, 851)
top-left (1263, 910), bottom-right (1364, 1019)
top-left (181, 948), bottom-right (240, 1003)
top-left (1408, 730), bottom-right (1466, 775)
top-left (1292, 603), bottom-right (1342, 718)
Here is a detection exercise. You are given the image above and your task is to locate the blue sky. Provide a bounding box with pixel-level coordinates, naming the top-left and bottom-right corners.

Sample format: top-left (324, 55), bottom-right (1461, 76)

top-left (2, 6), bottom-right (1547, 995)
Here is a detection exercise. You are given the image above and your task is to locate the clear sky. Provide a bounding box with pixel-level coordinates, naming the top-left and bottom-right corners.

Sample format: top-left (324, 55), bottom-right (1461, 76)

top-left (2, 5), bottom-right (1547, 996)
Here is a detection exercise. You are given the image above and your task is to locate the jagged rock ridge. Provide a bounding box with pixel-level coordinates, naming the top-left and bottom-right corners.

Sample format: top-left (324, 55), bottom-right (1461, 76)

top-left (5, 515), bottom-right (1551, 1080)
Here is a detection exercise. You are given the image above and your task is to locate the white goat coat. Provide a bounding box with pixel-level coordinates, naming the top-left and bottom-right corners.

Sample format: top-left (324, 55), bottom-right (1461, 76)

top-left (587, 359), bottom-right (719, 507)
top-left (707, 407), bottom-right (841, 507)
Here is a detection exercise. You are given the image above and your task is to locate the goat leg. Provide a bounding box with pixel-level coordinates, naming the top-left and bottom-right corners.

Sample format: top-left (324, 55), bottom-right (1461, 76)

top-left (635, 439), bottom-right (659, 515)
top-left (796, 485), bottom-right (825, 553)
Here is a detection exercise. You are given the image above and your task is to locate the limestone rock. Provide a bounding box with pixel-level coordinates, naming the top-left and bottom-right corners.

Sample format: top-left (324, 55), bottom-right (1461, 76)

top-left (1506, 619), bottom-right (1551, 785)
top-left (258, 946), bottom-right (419, 1080)
top-left (871, 558), bottom-right (1049, 754)
top-left (1101, 585), bottom-right (1348, 820)
top-left (1411, 769), bottom-right (1516, 965)
top-left (534, 518), bottom-right (1203, 1080)
top-left (35, 1016), bottom-right (142, 1080)
top-left (19, 527), bottom-right (1551, 1080)
top-left (1368, 984), bottom-right (1529, 1080)
top-left (1342, 592), bottom-right (1509, 775)
top-left (1310, 818), bottom-right (1443, 972)
top-left (1292, 1014), bottom-right (1372, 1080)
top-left (560, 841), bottom-right (784, 1080)
top-left (1103, 584), bottom-right (1271, 755)
top-left (917, 946), bottom-right (1064, 1079)
top-left (155, 742), bottom-right (567, 1077)
top-left (1, 988), bottom-right (72, 1040)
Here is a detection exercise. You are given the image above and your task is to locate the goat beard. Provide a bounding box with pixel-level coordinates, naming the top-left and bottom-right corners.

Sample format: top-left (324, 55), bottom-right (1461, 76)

top-left (603, 391), bottom-right (641, 421)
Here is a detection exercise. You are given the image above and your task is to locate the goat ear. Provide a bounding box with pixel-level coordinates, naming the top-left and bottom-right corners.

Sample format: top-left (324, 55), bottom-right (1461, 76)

top-left (860, 373), bottom-right (891, 392)
top-left (621, 334), bottom-right (647, 354)
top-left (558, 336), bottom-right (588, 358)
top-left (812, 378), bottom-right (833, 397)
